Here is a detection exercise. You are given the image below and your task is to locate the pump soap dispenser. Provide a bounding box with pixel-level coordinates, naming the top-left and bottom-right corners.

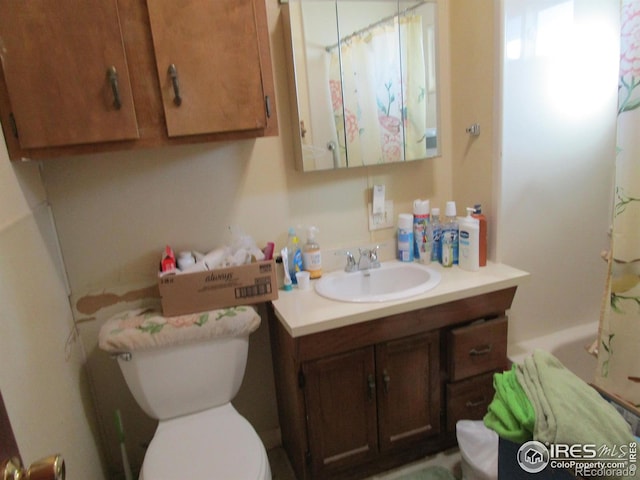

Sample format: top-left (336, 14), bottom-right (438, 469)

top-left (459, 208), bottom-right (480, 272)
top-left (302, 226), bottom-right (322, 279)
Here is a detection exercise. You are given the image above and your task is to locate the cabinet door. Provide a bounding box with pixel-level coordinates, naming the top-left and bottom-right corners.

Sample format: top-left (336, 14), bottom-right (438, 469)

top-left (0, 0), bottom-right (139, 148)
top-left (303, 348), bottom-right (378, 476)
top-left (376, 331), bottom-right (441, 452)
top-left (147, 0), bottom-right (268, 137)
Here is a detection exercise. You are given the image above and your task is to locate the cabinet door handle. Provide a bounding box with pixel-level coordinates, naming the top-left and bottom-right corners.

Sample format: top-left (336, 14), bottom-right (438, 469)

top-left (469, 344), bottom-right (493, 356)
top-left (168, 64), bottom-right (182, 106)
top-left (107, 66), bottom-right (122, 110)
top-left (465, 397), bottom-right (487, 408)
top-left (382, 370), bottom-right (390, 393)
top-left (367, 374), bottom-right (376, 401)
top-left (265, 95), bottom-right (272, 118)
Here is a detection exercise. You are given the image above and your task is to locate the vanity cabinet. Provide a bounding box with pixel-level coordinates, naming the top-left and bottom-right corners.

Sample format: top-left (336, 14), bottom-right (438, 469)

top-left (268, 287), bottom-right (515, 480)
top-left (0, 0), bottom-right (277, 160)
top-left (303, 332), bottom-right (440, 476)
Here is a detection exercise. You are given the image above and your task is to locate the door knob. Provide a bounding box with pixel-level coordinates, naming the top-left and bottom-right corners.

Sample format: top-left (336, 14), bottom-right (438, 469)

top-left (2, 455), bottom-right (65, 480)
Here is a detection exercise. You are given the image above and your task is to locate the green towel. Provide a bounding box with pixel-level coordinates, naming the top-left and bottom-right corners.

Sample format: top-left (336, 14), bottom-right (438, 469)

top-left (483, 364), bottom-right (535, 442)
top-left (521, 350), bottom-right (635, 447)
top-left (484, 351), bottom-right (637, 480)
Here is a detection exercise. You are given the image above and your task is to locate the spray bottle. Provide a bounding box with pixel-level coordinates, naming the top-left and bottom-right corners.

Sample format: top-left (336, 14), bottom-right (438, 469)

top-left (287, 227), bottom-right (303, 284)
top-left (413, 199), bottom-right (430, 263)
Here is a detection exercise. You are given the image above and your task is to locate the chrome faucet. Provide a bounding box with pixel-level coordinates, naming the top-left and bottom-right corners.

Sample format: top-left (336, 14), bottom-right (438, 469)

top-left (358, 246), bottom-right (381, 271)
top-left (344, 246), bottom-right (382, 272)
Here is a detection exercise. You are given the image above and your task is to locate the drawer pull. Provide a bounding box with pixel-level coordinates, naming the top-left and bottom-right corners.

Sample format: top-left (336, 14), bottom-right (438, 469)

top-left (469, 344), bottom-right (493, 356)
top-left (465, 397), bottom-right (487, 408)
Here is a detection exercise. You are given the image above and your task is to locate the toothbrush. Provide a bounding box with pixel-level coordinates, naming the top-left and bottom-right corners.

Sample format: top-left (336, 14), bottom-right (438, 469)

top-left (281, 247), bottom-right (292, 291)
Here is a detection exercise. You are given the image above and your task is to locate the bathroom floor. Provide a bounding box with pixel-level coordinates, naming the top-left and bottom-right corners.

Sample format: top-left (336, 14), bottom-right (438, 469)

top-left (267, 446), bottom-right (462, 480)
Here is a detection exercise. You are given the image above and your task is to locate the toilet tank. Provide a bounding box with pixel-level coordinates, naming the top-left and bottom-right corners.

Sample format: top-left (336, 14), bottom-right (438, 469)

top-left (117, 335), bottom-right (249, 420)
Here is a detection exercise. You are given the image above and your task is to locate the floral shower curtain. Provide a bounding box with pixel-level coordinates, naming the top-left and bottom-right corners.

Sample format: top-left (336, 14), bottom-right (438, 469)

top-left (329, 15), bottom-right (427, 167)
top-left (594, 0), bottom-right (640, 405)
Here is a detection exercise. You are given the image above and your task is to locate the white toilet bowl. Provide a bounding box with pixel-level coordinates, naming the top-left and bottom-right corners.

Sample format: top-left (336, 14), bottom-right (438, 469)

top-left (98, 307), bottom-right (269, 480)
top-left (140, 404), bottom-right (270, 480)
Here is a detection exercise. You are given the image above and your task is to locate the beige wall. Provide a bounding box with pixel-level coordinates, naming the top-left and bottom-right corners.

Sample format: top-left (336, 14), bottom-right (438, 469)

top-left (0, 130), bottom-right (107, 478)
top-left (450, 0), bottom-right (498, 239)
top-left (1, 0), bottom-right (499, 478)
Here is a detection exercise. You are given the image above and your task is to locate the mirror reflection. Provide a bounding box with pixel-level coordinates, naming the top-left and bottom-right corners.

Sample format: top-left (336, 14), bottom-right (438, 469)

top-left (285, 0), bottom-right (439, 171)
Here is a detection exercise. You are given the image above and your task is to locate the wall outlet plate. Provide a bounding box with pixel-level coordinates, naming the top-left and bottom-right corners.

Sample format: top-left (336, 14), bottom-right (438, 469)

top-left (368, 200), bottom-right (394, 231)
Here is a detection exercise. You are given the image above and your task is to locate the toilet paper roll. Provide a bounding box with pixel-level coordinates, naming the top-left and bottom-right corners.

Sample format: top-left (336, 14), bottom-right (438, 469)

top-left (176, 261), bottom-right (207, 274)
top-left (203, 248), bottom-right (226, 270)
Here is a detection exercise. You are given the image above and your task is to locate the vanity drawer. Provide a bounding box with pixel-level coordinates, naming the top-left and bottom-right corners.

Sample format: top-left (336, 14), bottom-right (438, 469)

top-left (446, 371), bottom-right (495, 431)
top-left (448, 316), bottom-right (508, 381)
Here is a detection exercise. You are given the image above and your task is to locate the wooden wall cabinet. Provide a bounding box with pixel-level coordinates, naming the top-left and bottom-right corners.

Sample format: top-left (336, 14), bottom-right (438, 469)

top-left (0, 0), bottom-right (278, 160)
top-left (268, 288), bottom-right (516, 480)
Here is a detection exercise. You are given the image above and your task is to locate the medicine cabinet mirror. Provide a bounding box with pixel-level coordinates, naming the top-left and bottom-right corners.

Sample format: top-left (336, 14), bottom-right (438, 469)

top-left (283, 0), bottom-right (439, 172)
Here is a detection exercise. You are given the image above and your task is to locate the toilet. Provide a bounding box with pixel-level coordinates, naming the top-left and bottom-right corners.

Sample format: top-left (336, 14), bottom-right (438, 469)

top-left (98, 306), bottom-right (271, 480)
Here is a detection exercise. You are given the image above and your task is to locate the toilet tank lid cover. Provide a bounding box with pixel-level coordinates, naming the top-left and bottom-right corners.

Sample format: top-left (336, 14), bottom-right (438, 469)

top-left (98, 306), bottom-right (260, 353)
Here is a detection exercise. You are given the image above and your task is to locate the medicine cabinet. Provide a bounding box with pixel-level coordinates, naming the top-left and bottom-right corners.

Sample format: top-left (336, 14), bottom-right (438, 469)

top-left (282, 0), bottom-right (440, 172)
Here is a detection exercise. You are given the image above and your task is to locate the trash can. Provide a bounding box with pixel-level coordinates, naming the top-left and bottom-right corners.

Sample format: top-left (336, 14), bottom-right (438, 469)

top-left (456, 420), bottom-right (499, 480)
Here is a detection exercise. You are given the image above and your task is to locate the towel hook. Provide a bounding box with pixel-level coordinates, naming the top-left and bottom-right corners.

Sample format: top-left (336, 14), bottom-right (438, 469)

top-left (466, 123), bottom-right (481, 137)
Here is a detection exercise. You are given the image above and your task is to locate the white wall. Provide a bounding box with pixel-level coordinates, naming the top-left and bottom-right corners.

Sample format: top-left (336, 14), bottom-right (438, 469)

top-left (498, 0), bottom-right (620, 342)
top-left (0, 129), bottom-right (106, 479)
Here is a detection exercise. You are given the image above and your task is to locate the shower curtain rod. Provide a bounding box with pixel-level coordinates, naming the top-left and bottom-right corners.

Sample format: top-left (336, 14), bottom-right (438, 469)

top-left (325, 1), bottom-right (427, 52)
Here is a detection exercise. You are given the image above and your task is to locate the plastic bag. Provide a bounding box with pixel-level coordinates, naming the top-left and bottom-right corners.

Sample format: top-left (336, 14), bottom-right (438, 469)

top-left (456, 420), bottom-right (498, 480)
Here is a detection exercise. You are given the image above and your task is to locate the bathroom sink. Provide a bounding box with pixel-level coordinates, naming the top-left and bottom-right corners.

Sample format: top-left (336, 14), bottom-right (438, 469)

top-left (315, 261), bottom-right (441, 303)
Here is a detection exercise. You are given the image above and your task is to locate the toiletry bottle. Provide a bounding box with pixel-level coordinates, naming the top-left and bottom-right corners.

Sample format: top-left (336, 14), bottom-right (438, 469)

top-left (427, 207), bottom-right (441, 263)
top-left (413, 199), bottom-right (430, 262)
top-left (473, 204), bottom-right (487, 267)
top-left (459, 208), bottom-right (480, 271)
top-left (287, 227), bottom-right (303, 284)
top-left (302, 226), bottom-right (322, 279)
top-left (177, 251), bottom-right (195, 271)
top-left (440, 201), bottom-right (458, 266)
top-left (397, 213), bottom-right (414, 262)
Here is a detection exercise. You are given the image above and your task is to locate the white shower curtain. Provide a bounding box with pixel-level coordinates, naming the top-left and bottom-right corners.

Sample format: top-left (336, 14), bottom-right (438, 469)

top-left (594, 0), bottom-right (640, 405)
top-left (329, 15), bottom-right (427, 167)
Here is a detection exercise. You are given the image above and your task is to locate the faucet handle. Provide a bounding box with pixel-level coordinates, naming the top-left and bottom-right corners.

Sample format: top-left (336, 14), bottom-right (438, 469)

top-left (370, 245), bottom-right (381, 268)
top-left (344, 251), bottom-right (357, 272)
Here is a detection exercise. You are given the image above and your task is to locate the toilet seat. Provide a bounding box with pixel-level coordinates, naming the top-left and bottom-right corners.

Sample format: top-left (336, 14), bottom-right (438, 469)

top-left (140, 403), bottom-right (270, 480)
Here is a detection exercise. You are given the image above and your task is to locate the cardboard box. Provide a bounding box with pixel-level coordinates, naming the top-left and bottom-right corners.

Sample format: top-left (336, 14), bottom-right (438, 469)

top-left (158, 259), bottom-right (278, 316)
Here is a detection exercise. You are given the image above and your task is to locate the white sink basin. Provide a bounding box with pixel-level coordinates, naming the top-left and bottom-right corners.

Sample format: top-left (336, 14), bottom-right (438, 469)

top-left (315, 261), bottom-right (441, 303)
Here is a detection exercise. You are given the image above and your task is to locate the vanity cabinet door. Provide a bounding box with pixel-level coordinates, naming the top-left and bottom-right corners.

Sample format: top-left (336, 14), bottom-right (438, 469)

top-left (303, 347), bottom-right (378, 477)
top-left (376, 331), bottom-right (441, 452)
top-left (0, 0), bottom-right (139, 149)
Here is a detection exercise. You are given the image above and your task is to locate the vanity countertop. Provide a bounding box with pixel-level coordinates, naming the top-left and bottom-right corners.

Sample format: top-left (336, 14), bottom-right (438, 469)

top-left (271, 261), bottom-right (530, 338)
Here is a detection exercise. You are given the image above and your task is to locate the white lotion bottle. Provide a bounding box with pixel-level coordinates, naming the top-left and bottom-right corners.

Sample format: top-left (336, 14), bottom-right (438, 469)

top-left (458, 207), bottom-right (480, 271)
